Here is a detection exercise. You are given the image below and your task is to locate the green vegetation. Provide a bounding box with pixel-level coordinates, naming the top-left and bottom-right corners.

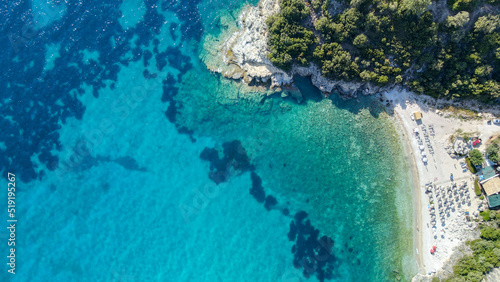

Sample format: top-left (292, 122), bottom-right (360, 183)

top-left (448, 0), bottom-right (477, 11)
top-left (466, 156), bottom-right (478, 173)
top-left (487, 141), bottom-right (500, 163)
top-left (480, 210), bottom-right (491, 221)
top-left (266, 0), bottom-right (500, 102)
top-left (475, 178), bottom-right (482, 196)
top-left (266, 0), bottom-right (316, 70)
top-left (491, 210), bottom-right (498, 220)
top-left (469, 149), bottom-right (484, 167)
top-left (451, 129), bottom-right (479, 141)
top-left (448, 225), bottom-right (500, 281)
top-left (442, 107), bottom-right (479, 120)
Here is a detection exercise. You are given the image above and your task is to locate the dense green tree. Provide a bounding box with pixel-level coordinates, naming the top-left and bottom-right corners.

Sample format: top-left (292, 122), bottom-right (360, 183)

top-left (266, 0), bottom-right (500, 102)
top-left (486, 143), bottom-right (499, 163)
top-left (398, 0), bottom-right (432, 16)
top-left (446, 11), bottom-right (470, 29)
top-left (266, 0), bottom-right (316, 70)
top-left (315, 16), bottom-right (335, 42)
top-left (466, 271), bottom-right (484, 282)
top-left (350, 0), bottom-right (370, 8)
top-left (311, 0), bottom-right (321, 10)
top-left (332, 8), bottom-right (363, 42)
top-left (377, 75), bottom-right (389, 84)
top-left (469, 149), bottom-right (484, 166)
top-left (475, 65), bottom-right (493, 77)
top-left (281, 0), bottom-right (310, 21)
top-left (448, 0), bottom-right (476, 11)
top-left (313, 43), bottom-right (359, 79)
top-left (474, 15), bottom-right (500, 34)
top-left (353, 34), bottom-right (369, 48)
top-left (481, 226), bottom-right (500, 241)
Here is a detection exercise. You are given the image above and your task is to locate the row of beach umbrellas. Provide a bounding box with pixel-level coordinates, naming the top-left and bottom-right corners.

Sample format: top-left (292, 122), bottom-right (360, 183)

top-left (426, 182), bottom-right (471, 227)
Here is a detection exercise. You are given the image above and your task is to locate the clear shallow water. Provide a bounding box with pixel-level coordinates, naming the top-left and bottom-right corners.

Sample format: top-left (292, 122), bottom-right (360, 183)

top-left (0, 0), bottom-right (415, 281)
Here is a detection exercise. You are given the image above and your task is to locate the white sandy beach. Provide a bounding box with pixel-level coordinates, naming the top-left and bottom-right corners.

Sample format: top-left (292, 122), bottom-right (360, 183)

top-left (383, 88), bottom-right (500, 280)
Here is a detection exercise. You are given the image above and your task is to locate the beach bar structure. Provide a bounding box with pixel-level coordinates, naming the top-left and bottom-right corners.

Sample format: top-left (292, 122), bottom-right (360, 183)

top-left (413, 112), bottom-right (423, 121)
top-left (480, 174), bottom-right (500, 209)
top-left (482, 166), bottom-right (497, 180)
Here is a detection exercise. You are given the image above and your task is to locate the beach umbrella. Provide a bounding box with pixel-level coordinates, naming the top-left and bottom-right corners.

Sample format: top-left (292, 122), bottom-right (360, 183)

top-left (422, 152), bottom-right (427, 156)
top-left (420, 145), bottom-right (425, 150)
top-left (423, 158), bottom-right (428, 163)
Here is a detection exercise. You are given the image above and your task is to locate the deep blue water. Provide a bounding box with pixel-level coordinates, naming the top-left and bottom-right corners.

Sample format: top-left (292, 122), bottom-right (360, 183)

top-left (0, 0), bottom-right (416, 281)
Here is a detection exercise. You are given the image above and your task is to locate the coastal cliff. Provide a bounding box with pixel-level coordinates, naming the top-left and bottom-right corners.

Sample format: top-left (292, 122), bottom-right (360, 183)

top-left (205, 0), bottom-right (379, 99)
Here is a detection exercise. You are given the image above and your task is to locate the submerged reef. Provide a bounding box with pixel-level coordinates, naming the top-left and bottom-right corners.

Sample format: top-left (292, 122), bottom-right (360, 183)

top-left (289, 211), bottom-right (337, 281)
top-left (250, 171), bottom-right (266, 203)
top-left (199, 140), bottom-right (340, 281)
top-left (1, 0), bottom-right (205, 182)
top-left (199, 140), bottom-right (254, 184)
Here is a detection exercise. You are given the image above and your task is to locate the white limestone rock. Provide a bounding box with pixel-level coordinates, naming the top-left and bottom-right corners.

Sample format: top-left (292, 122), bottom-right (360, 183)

top-left (217, 0), bottom-right (283, 82)
top-left (207, 0), bottom-right (377, 98)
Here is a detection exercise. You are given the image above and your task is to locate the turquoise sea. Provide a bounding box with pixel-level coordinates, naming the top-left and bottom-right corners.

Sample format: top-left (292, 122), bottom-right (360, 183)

top-left (0, 0), bottom-right (417, 281)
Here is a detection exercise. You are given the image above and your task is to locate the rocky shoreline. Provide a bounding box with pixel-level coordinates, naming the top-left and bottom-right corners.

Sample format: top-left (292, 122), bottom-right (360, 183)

top-left (204, 0), bottom-right (500, 116)
top-left (205, 0), bottom-right (382, 100)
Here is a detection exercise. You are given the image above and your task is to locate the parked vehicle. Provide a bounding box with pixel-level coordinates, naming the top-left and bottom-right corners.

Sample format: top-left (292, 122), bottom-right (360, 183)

top-left (493, 119), bottom-right (500, 124)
